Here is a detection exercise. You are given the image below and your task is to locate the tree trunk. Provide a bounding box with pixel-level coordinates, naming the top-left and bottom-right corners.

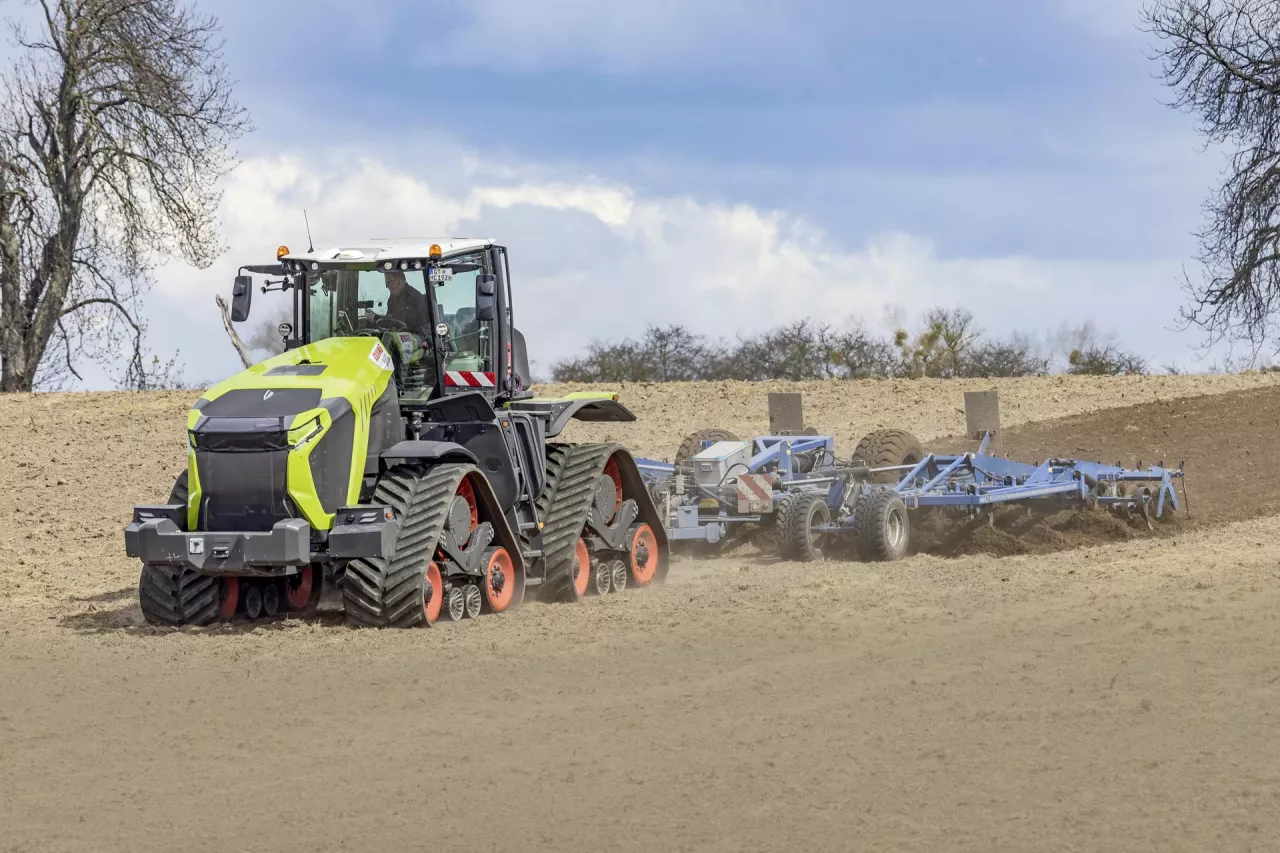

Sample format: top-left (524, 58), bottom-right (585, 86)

top-left (216, 294), bottom-right (254, 369)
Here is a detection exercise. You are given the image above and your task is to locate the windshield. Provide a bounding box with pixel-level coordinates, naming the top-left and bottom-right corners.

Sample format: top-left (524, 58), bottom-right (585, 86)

top-left (307, 269), bottom-right (437, 398)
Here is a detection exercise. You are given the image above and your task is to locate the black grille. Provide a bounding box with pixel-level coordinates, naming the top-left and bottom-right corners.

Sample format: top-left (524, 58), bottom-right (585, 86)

top-left (197, 449), bottom-right (292, 532)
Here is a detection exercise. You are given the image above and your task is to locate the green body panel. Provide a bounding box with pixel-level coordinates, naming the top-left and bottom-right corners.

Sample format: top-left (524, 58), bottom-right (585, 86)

top-left (185, 337), bottom-right (396, 532)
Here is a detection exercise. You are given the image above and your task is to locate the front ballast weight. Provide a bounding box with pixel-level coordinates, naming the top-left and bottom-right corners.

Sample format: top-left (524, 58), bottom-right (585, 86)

top-left (638, 424), bottom-right (1186, 564)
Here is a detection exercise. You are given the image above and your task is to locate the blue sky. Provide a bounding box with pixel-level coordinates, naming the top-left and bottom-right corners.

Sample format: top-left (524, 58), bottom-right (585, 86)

top-left (44, 0), bottom-right (1237, 385)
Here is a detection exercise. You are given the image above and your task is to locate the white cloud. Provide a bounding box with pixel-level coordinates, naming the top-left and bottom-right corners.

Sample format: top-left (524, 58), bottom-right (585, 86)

top-left (146, 147), bottom-right (1194, 385)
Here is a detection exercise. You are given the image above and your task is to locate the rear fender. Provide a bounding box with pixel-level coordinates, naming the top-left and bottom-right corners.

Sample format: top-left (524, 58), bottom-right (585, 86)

top-left (507, 396), bottom-right (637, 439)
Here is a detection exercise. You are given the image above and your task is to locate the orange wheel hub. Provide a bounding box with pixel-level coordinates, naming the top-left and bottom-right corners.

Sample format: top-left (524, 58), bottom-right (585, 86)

top-left (457, 477), bottom-right (480, 531)
top-left (628, 524), bottom-right (659, 586)
top-left (485, 547), bottom-right (516, 613)
top-left (573, 538), bottom-right (591, 598)
top-left (423, 561), bottom-right (444, 624)
top-left (219, 577), bottom-right (239, 620)
top-left (284, 566), bottom-right (314, 611)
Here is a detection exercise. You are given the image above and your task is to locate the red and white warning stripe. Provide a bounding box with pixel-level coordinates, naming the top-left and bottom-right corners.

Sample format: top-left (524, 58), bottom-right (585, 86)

top-left (735, 474), bottom-right (773, 513)
top-left (445, 371), bottom-right (496, 388)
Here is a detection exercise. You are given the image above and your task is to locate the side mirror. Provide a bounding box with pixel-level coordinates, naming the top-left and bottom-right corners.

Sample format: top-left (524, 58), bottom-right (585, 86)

top-left (231, 275), bottom-right (253, 322)
top-left (476, 273), bottom-right (497, 322)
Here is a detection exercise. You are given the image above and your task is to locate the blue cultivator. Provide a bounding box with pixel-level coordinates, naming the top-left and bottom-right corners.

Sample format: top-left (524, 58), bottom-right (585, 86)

top-left (641, 426), bottom-right (1185, 563)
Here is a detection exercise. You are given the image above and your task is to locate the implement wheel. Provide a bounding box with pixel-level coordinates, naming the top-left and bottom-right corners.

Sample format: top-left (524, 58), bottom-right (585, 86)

top-left (855, 489), bottom-right (910, 562)
top-left (853, 429), bottom-right (923, 484)
top-left (783, 494), bottom-right (830, 563)
top-left (674, 428), bottom-right (741, 469)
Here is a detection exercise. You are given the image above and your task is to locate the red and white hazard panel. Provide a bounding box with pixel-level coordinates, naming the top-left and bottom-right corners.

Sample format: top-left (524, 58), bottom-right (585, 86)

top-left (444, 371), bottom-right (496, 388)
top-left (735, 474), bottom-right (773, 514)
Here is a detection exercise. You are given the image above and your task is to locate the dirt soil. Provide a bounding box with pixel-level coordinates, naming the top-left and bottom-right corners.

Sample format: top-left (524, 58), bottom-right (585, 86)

top-left (4, 375), bottom-right (1280, 852)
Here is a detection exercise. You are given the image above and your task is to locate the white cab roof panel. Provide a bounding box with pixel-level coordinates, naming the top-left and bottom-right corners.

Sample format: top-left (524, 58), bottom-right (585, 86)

top-left (282, 237), bottom-right (494, 264)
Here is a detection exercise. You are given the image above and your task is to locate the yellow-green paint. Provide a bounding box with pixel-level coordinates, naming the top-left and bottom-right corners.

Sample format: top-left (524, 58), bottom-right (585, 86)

top-left (184, 337), bottom-right (395, 532)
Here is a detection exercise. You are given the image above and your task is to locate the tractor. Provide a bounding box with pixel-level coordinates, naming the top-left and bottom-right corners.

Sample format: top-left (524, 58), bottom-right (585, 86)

top-left (125, 238), bottom-right (668, 627)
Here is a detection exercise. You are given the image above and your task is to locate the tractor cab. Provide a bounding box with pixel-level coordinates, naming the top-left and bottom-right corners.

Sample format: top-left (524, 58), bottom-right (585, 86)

top-left (233, 238), bottom-right (533, 404)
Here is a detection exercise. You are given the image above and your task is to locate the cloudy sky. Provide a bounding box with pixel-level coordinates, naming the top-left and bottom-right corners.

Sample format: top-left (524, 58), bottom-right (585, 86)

top-left (35, 0), bottom-right (1236, 385)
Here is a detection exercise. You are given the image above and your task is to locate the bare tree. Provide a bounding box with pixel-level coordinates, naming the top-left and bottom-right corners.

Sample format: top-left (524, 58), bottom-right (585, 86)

top-left (1145, 1), bottom-right (1280, 352)
top-left (895, 308), bottom-right (980, 378)
top-left (0, 0), bottom-right (249, 392)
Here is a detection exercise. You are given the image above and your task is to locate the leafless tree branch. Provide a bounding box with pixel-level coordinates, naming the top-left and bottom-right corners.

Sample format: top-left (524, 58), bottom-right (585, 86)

top-left (0, 0), bottom-right (250, 391)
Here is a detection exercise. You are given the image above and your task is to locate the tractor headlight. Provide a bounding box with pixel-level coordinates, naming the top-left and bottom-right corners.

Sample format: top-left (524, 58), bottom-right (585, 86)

top-left (288, 416), bottom-right (324, 449)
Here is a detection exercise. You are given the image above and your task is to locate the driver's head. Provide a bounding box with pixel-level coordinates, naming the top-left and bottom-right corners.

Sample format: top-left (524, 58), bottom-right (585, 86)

top-left (384, 270), bottom-right (407, 293)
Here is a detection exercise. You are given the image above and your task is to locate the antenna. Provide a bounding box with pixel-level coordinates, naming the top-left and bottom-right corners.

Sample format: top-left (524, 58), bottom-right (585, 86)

top-left (303, 210), bottom-right (314, 253)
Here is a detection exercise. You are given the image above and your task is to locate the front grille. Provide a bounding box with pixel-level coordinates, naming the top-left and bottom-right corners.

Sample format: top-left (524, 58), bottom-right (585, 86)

top-left (196, 449), bottom-right (292, 532)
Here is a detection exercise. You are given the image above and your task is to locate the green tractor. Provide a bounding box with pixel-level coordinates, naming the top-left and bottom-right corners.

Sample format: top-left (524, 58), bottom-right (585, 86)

top-left (125, 238), bottom-right (668, 627)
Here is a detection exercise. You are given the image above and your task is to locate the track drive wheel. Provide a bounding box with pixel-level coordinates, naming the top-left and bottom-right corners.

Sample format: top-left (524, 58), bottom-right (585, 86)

top-left (783, 494), bottom-right (830, 563)
top-left (853, 429), bottom-right (923, 484)
top-left (854, 489), bottom-right (910, 561)
top-left (674, 428), bottom-right (741, 469)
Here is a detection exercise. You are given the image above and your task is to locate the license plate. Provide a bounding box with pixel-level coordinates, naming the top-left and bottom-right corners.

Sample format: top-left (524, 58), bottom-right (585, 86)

top-left (428, 268), bottom-right (453, 283)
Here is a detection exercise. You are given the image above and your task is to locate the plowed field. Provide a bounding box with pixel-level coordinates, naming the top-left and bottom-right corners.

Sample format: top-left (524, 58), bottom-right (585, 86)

top-left (3, 374), bottom-right (1280, 853)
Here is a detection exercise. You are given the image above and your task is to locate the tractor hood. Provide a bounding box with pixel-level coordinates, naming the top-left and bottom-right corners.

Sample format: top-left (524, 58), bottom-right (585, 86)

top-left (181, 337), bottom-right (399, 532)
top-left (191, 337), bottom-right (396, 428)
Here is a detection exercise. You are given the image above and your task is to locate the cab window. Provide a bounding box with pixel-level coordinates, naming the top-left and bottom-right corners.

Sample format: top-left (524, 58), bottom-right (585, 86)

top-left (432, 251), bottom-right (493, 373)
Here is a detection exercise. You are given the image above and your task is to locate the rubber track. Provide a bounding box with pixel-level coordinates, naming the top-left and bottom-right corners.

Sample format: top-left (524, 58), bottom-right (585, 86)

top-left (853, 429), bottom-right (923, 484)
top-left (343, 464), bottom-right (469, 628)
top-left (537, 444), bottom-right (616, 602)
top-left (139, 472), bottom-right (220, 627)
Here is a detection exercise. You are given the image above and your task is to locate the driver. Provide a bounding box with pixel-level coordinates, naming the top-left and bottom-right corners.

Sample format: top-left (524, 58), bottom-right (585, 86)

top-left (364, 270), bottom-right (430, 335)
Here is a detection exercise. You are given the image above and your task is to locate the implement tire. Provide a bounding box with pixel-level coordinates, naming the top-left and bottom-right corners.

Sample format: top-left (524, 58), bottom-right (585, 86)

top-left (674, 428), bottom-right (741, 470)
top-left (782, 493), bottom-right (830, 563)
top-left (853, 429), bottom-right (923, 484)
top-left (854, 489), bottom-right (910, 562)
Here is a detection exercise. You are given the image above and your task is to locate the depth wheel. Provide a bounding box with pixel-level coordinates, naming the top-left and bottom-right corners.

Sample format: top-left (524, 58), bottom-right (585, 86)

top-left (783, 494), bottom-right (830, 563)
top-left (854, 489), bottom-right (910, 561)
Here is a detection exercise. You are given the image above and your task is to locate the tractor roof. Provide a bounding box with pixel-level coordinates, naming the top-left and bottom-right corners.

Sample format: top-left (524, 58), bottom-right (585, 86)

top-left (280, 237), bottom-right (494, 266)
